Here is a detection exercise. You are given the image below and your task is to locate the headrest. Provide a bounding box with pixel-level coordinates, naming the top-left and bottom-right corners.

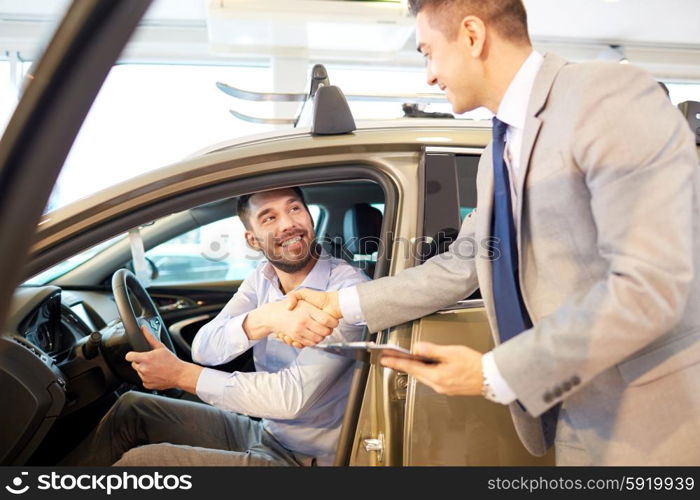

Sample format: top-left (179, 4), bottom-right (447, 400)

top-left (678, 101), bottom-right (700, 145)
top-left (343, 203), bottom-right (382, 255)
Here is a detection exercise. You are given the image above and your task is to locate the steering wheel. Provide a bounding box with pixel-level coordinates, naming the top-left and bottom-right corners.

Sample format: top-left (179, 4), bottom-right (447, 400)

top-left (110, 269), bottom-right (176, 384)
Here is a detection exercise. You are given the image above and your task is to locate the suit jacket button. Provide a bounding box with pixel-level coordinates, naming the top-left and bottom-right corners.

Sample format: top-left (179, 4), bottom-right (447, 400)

top-left (571, 376), bottom-right (581, 386)
top-left (543, 392), bottom-right (553, 403)
top-left (562, 381), bottom-right (572, 392)
top-left (553, 387), bottom-right (563, 398)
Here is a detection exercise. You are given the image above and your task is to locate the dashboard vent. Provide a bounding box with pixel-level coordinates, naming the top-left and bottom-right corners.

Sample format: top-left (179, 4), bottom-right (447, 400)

top-left (11, 336), bottom-right (44, 359)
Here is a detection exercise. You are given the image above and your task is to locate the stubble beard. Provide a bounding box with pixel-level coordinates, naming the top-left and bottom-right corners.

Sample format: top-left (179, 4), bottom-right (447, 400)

top-left (266, 239), bottom-right (321, 274)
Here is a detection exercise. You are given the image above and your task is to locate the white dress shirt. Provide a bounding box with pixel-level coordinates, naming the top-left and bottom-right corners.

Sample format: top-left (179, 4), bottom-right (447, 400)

top-left (497, 51), bottom-right (544, 222)
top-left (338, 51), bottom-right (545, 406)
top-left (192, 250), bottom-right (368, 465)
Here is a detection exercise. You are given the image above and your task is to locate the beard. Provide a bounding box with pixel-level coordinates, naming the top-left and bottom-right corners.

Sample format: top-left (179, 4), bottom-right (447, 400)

top-left (264, 238), bottom-right (321, 274)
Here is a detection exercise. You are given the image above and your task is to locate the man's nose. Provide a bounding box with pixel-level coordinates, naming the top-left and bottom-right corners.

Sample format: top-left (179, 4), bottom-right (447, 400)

top-left (426, 65), bottom-right (437, 87)
top-left (277, 211), bottom-right (296, 231)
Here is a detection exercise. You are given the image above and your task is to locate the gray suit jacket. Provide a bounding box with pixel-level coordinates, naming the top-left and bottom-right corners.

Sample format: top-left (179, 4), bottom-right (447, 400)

top-left (356, 54), bottom-right (700, 464)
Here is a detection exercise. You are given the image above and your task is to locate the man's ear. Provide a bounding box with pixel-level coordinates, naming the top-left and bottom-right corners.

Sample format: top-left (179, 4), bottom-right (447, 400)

top-left (462, 15), bottom-right (487, 58)
top-left (244, 230), bottom-right (261, 251)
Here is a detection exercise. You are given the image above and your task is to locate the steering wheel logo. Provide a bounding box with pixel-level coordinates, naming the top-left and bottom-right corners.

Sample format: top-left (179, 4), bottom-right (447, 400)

top-left (148, 318), bottom-right (161, 340)
top-left (5, 472), bottom-right (29, 495)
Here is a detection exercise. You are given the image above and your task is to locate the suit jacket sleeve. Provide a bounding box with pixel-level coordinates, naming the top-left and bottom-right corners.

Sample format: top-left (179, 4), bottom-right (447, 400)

top-left (493, 63), bottom-right (698, 417)
top-left (356, 209), bottom-right (481, 333)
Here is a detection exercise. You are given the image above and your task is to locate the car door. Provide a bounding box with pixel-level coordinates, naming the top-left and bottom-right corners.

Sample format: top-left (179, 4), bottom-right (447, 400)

top-left (406, 149), bottom-right (554, 465)
top-left (0, 0), bottom-right (153, 465)
top-left (0, 0), bottom-right (152, 328)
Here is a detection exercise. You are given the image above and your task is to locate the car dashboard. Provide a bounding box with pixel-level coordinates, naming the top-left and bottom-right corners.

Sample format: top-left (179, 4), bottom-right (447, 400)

top-left (0, 285), bottom-right (123, 465)
top-left (19, 292), bottom-right (87, 358)
top-left (10, 286), bottom-right (118, 354)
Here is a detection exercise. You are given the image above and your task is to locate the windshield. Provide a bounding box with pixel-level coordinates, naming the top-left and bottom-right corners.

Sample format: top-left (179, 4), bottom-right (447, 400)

top-left (23, 234), bottom-right (127, 286)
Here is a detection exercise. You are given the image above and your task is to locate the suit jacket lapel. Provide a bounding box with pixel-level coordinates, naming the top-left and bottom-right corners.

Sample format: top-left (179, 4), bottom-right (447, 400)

top-left (515, 53), bottom-right (568, 250)
top-left (515, 117), bottom-right (543, 240)
top-left (479, 53), bottom-right (568, 343)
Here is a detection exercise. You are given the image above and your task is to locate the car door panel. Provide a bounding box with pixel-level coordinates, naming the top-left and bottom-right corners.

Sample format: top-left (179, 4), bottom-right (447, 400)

top-left (391, 149), bottom-right (554, 465)
top-left (149, 283), bottom-right (240, 324)
top-left (404, 304), bottom-right (555, 465)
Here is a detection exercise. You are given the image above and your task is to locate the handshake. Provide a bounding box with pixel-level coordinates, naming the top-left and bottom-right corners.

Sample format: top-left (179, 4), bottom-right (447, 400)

top-left (243, 289), bottom-right (343, 349)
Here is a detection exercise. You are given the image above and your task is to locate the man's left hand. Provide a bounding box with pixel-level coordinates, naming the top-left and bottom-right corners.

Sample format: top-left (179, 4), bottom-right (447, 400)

top-left (125, 326), bottom-right (203, 392)
top-left (380, 342), bottom-right (484, 396)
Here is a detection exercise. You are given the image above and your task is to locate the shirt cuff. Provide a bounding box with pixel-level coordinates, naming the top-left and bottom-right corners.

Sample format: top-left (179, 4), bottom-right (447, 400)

top-left (337, 286), bottom-right (366, 325)
top-left (228, 313), bottom-right (258, 348)
top-left (482, 351), bottom-right (517, 405)
top-left (195, 367), bottom-right (231, 408)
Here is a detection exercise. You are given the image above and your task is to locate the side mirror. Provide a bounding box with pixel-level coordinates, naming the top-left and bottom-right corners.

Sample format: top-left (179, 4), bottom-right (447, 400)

top-left (146, 257), bottom-right (159, 281)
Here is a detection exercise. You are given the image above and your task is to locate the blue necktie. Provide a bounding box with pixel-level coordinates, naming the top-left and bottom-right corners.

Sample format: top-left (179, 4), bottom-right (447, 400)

top-left (490, 117), bottom-right (532, 342)
top-left (490, 117), bottom-right (560, 444)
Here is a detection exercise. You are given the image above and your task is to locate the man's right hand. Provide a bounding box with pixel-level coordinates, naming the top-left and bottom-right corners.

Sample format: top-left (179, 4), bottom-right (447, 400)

top-left (276, 289), bottom-right (342, 348)
top-left (243, 297), bottom-right (339, 347)
top-left (287, 289), bottom-right (342, 319)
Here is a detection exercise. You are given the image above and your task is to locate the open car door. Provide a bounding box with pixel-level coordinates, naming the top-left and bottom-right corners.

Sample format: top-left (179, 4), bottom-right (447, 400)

top-left (402, 149), bottom-right (555, 465)
top-left (351, 149), bottom-right (556, 466)
top-left (0, 0), bottom-right (152, 333)
top-left (0, 0), bottom-right (152, 465)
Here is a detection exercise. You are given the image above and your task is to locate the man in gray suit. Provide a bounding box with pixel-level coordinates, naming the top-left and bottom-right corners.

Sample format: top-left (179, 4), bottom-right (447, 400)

top-left (283, 0), bottom-right (700, 465)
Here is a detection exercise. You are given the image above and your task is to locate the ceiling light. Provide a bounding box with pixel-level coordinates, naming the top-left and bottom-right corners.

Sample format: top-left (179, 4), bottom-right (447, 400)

top-left (206, 0), bottom-right (414, 56)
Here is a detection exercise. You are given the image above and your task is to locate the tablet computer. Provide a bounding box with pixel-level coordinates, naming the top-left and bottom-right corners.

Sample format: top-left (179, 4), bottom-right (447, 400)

top-left (312, 341), bottom-right (438, 364)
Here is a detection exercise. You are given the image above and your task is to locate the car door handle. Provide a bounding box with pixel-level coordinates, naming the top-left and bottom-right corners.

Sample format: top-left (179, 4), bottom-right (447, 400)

top-left (159, 298), bottom-right (192, 312)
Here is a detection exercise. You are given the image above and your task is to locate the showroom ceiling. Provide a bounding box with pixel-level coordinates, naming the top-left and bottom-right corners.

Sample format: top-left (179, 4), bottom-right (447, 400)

top-left (1, 0), bottom-right (699, 79)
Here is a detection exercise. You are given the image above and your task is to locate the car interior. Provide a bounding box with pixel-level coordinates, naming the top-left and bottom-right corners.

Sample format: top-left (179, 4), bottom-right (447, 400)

top-left (1, 178), bottom-right (387, 465)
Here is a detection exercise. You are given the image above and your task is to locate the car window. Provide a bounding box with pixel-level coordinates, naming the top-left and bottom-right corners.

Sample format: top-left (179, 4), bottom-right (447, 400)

top-left (370, 203), bottom-right (384, 214)
top-left (456, 154), bottom-right (479, 221)
top-left (419, 152), bottom-right (480, 262)
top-left (24, 234), bottom-right (128, 286)
top-left (146, 205), bottom-right (322, 285)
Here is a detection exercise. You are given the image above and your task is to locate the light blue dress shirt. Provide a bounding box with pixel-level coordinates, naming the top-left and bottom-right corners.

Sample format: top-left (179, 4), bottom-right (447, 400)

top-left (192, 250), bottom-right (368, 465)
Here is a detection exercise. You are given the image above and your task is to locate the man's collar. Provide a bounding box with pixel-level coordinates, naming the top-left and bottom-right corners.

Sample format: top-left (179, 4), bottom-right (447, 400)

top-left (261, 247), bottom-right (332, 292)
top-left (261, 260), bottom-right (276, 283)
top-left (296, 249), bottom-right (331, 291)
top-left (496, 50), bottom-right (544, 129)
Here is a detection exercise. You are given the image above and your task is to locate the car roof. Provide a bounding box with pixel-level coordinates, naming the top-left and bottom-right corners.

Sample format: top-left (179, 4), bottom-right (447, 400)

top-left (30, 120), bottom-right (492, 267)
top-left (41, 120), bottom-right (492, 221)
top-left (188, 118), bottom-right (492, 158)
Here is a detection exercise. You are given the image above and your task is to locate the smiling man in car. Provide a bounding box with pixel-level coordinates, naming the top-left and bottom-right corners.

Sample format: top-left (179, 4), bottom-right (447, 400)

top-left (62, 186), bottom-right (368, 466)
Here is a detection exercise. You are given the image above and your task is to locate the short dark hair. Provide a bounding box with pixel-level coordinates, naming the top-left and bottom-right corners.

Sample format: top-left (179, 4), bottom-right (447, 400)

top-left (408, 0), bottom-right (530, 44)
top-left (236, 186), bottom-right (309, 229)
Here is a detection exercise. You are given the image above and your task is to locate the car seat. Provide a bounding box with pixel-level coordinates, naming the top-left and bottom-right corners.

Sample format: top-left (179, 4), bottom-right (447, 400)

top-left (342, 203), bottom-right (382, 278)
